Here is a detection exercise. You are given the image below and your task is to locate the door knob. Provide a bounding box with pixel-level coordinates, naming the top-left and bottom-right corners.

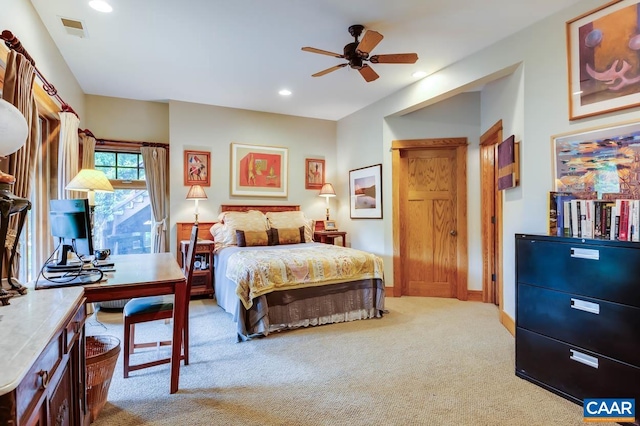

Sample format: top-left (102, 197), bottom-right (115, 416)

top-left (450, 230), bottom-right (457, 236)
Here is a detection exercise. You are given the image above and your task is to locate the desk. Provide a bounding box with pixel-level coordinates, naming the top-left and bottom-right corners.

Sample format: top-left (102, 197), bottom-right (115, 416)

top-left (314, 230), bottom-right (347, 246)
top-left (82, 253), bottom-right (186, 394)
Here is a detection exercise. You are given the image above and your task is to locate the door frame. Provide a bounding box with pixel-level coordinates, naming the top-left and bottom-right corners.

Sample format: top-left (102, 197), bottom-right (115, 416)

top-left (391, 138), bottom-right (468, 299)
top-left (479, 120), bottom-right (503, 308)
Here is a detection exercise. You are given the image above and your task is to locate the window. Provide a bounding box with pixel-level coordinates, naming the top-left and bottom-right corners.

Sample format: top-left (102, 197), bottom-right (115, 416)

top-left (93, 150), bottom-right (152, 255)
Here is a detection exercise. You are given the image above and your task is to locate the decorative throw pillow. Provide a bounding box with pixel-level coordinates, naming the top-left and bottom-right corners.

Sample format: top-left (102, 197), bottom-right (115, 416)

top-left (210, 223), bottom-right (235, 251)
top-left (236, 230), bottom-right (271, 247)
top-left (266, 211), bottom-right (313, 242)
top-left (270, 226), bottom-right (305, 245)
top-left (213, 210), bottom-right (269, 246)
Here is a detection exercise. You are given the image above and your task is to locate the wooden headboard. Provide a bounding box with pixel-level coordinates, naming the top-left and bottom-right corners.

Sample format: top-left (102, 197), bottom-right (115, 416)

top-left (220, 205), bottom-right (300, 213)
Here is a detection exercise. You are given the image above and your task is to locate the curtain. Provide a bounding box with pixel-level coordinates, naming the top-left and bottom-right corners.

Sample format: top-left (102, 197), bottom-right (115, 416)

top-left (140, 146), bottom-right (168, 253)
top-left (57, 112), bottom-right (82, 199)
top-left (2, 50), bottom-right (38, 281)
top-left (80, 130), bottom-right (96, 168)
top-left (2, 50), bottom-right (38, 199)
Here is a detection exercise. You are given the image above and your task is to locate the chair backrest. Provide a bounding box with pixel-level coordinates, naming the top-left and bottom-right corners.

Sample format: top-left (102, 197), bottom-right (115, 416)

top-left (183, 224), bottom-right (199, 297)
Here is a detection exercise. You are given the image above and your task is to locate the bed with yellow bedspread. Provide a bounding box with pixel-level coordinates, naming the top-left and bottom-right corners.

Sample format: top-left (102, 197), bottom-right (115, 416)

top-left (215, 242), bottom-right (386, 340)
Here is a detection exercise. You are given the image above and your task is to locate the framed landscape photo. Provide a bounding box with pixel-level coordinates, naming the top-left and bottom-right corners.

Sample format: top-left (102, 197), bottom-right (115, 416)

top-left (230, 142), bottom-right (288, 197)
top-left (305, 158), bottom-right (325, 190)
top-left (567, 0), bottom-right (640, 120)
top-left (349, 164), bottom-right (382, 219)
top-left (184, 150), bottom-right (210, 186)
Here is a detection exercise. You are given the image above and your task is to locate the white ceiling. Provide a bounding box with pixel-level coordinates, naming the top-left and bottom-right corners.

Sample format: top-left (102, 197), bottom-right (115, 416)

top-left (30, 0), bottom-right (582, 121)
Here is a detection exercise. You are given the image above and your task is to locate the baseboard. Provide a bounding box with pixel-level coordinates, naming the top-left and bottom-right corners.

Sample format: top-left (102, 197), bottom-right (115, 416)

top-left (500, 310), bottom-right (515, 336)
top-left (467, 290), bottom-right (482, 302)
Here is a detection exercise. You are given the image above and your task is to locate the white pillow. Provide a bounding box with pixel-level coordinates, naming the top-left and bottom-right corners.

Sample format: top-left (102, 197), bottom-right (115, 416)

top-left (211, 210), bottom-right (269, 248)
top-left (266, 211), bottom-right (313, 243)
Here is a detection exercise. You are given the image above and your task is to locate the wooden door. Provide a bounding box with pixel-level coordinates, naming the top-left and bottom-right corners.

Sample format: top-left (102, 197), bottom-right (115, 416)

top-left (392, 138), bottom-right (468, 300)
top-left (480, 120), bottom-right (503, 306)
top-left (404, 149), bottom-right (458, 297)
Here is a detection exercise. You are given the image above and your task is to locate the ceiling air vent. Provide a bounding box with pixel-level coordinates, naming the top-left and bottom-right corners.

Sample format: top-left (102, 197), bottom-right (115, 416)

top-left (60, 17), bottom-right (89, 38)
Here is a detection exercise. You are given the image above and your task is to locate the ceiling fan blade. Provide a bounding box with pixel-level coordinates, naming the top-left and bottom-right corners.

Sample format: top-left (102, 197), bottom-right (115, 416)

top-left (302, 47), bottom-right (344, 58)
top-left (312, 63), bottom-right (348, 77)
top-left (370, 53), bottom-right (419, 64)
top-left (358, 64), bottom-right (379, 82)
top-left (356, 30), bottom-right (383, 55)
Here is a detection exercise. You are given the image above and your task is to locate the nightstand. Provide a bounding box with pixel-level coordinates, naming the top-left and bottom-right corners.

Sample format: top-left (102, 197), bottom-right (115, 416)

top-left (314, 230), bottom-right (347, 246)
top-left (180, 239), bottom-right (215, 298)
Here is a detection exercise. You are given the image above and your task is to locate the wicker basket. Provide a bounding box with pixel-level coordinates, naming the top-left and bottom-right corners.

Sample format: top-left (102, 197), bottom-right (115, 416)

top-left (86, 335), bottom-right (121, 422)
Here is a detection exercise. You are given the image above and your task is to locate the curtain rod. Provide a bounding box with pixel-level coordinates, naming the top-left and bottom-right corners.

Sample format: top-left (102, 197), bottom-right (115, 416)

top-left (80, 129), bottom-right (169, 149)
top-left (1, 30), bottom-right (79, 118)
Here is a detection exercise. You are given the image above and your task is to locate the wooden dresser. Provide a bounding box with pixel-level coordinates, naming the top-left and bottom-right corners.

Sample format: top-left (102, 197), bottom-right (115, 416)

top-left (0, 287), bottom-right (88, 425)
top-left (515, 234), bottom-right (640, 406)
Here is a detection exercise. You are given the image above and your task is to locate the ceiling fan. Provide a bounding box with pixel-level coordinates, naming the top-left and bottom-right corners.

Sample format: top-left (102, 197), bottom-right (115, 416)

top-left (302, 25), bottom-right (418, 82)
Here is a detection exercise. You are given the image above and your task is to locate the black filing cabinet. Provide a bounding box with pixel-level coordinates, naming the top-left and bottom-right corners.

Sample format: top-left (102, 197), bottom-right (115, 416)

top-left (515, 234), bottom-right (640, 405)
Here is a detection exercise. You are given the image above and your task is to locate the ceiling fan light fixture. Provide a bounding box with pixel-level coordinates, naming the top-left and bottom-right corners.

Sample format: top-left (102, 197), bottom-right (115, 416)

top-left (278, 89), bottom-right (292, 96)
top-left (412, 71), bottom-right (427, 79)
top-left (89, 0), bottom-right (113, 13)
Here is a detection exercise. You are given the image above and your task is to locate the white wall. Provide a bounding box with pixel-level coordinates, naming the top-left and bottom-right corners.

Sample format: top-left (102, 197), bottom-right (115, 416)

top-left (0, 0), bottom-right (85, 120)
top-left (337, 0), bottom-right (640, 319)
top-left (168, 100), bottom-right (337, 255)
top-left (85, 95), bottom-right (169, 143)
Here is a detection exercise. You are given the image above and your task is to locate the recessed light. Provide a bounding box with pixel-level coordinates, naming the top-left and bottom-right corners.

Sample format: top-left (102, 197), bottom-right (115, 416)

top-left (279, 89), bottom-right (292, 96)
top-left (412, 71), bottom-right (427, 79)
top-left (89, 0), bottom-right (113, 13)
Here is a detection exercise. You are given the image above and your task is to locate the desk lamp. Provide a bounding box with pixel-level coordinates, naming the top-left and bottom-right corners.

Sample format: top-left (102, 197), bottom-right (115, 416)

top-left (319, 183), bottom-right (336, 220)
top-left (186, 184), bottom-right (207, 225)
top-left (66, 168), bottom-right (114, 209)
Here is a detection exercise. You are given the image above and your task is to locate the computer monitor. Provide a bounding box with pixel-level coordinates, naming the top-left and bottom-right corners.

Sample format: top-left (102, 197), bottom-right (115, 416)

top-left (49, 199), bottom-right (94, 264)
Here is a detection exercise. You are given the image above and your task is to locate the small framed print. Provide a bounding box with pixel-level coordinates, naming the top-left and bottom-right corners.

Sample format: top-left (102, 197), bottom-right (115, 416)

top-left (305, 158), bottom-right (325, 190)
top-left (184, 150), bottom-right (211, 186)
top-left (349, 164), bottom-right (382, 219)
top-left (323, 220), bottom-right (338, 231)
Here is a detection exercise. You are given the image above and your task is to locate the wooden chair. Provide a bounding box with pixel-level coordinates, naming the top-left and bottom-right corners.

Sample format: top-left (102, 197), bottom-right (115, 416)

top-left (122, 224), bottom-right (198, 378)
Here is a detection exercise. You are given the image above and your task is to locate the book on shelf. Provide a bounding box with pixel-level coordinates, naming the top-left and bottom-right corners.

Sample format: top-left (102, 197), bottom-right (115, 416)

top-left (548, 192), bottom-right (639, 241)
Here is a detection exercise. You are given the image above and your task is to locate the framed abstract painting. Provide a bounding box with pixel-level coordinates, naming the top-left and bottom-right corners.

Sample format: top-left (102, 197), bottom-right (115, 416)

top-left (230, 143), bottom-right (288, 197)
top-left (567, 0), bottom-right (640, 120)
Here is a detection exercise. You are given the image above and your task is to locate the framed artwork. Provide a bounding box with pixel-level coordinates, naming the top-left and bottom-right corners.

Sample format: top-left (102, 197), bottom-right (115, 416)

top-left (305, 158), bottom-right (325, 189)
top-left (497, 135), bottom-right (520, 191)
top-left (184, 150), bottom-right (210, 186)
top-left (230, 142), bottom-right (288, 197)
top-left (349, 164), bottom-right (382, 219)
top-left (552, 120), bottom-right (640, 199)
top-left (567, 0), bottom-right (640, 120)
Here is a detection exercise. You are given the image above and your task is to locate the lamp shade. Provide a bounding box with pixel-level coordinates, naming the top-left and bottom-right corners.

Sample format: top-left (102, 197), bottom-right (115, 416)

top-left (319, 183), bottom-right (336, 197)
top-left (186, 184), bottom-right (207, 200)
top-left (66, 169), bottom-right (114, 192)
top-left (0, 99), bottom-right (28, 156)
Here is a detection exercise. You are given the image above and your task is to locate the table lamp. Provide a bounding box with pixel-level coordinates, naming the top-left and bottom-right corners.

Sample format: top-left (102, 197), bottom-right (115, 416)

top-left (319, 183), bottom-right (336, 220)
top-left (65, 168), bottom-right (115, 207)
top-left (186, 184), bottom-right (207, 224)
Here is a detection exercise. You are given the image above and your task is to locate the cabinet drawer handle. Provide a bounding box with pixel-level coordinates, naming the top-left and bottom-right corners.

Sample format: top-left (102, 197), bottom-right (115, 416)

top-left (569, 349), bottom-right (599, 369)
top-left (570, 298), bottom-right (600, 315)
top-left (570, 248), bottom-right (599, 260)
top-left (37, 369), bottom-right (50, 389)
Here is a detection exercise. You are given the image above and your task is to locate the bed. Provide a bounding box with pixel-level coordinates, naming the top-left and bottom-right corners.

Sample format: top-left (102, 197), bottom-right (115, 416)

top-left (211, 205), bottom-right (385, 341)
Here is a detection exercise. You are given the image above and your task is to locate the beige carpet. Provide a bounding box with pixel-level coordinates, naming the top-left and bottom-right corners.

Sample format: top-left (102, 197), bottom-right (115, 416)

top-left (87, 297), bottom-right (606, 426)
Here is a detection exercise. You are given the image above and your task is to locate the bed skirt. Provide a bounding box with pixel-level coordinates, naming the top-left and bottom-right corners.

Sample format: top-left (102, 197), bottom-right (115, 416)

top-left (234, 278), bottom-right (385, 341)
